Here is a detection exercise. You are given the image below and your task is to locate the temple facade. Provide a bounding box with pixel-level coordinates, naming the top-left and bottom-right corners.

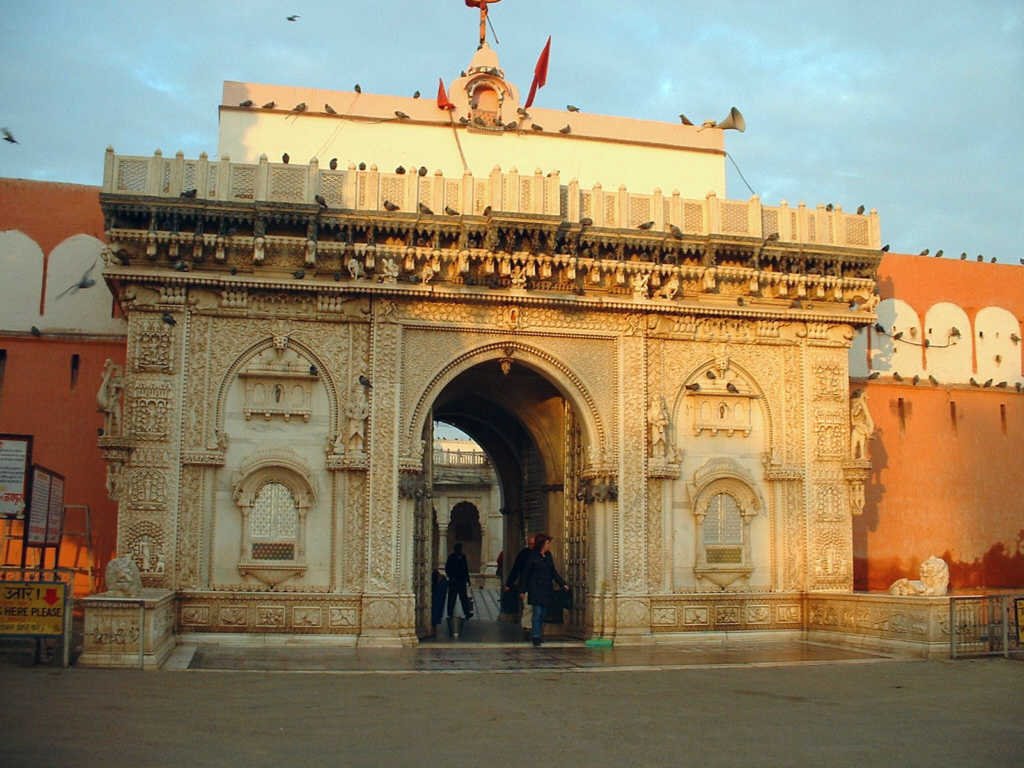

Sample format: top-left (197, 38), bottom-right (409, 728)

top-left (86, 40), bottom-right (886, 648)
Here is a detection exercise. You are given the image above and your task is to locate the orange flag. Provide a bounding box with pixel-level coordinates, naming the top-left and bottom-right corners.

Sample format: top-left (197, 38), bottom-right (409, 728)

top-left (437, 78), bottom-right (455, 111)
top-left (524, 36), bottom-right (551, 109)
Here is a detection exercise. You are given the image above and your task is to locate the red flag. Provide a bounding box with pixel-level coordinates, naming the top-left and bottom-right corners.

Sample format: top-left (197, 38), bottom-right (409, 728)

top-left (524, 36), bottom-right (551, 109)
top-left (437, 78), bottom-right (455, 111)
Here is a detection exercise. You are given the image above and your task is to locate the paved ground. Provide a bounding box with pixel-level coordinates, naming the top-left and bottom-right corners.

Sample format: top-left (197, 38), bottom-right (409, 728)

top-left (1, 644), bottom-right (1021, 767)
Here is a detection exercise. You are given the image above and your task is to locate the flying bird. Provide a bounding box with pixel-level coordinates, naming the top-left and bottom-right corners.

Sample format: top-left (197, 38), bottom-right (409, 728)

top-left (329, 157), bottom-right (338, 170)
top-left (358, 375), bottom-right (373, 388)
top-left (679, 114), bottom-right (693, 126)
top-left (394, 110), bottom-right (410, 120)
top-left (315, 194), bottom-right (328, 209)
top-left (55, 258), bottom-right (98, 299)
top-left (559, 125), bottom-right (571, 134)
top-left (262, 101), bottom-right (276, 109)
top-left (444, 206), bottom-right (460, 216)
top-left (324, 103), bottom-right (337, 115)
top-left (383, 200), bottom-right (400, 211)
top-left (161, 313), bottom-right (177, 326)
top-left (637, 221), bottom-right (655, 230)
top-left (2, 128), bottom-right (17, 144)
top-left (286, 14), bottom-right (299, 22)
top-left (239, 100), bottom-right (253, 108)
top-left (418, 202), bottom-right (434, 215)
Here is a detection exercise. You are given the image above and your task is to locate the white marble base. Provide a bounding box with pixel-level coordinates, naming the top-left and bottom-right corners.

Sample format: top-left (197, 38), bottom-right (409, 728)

top-left (78, 589), bottom-right (175, 669)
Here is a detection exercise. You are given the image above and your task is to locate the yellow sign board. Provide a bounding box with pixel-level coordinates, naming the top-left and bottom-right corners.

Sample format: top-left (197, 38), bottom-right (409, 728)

top-left (0, 581), bottom-right (66, 636)
top-left (1017, 598), bottom-right (1024, 645)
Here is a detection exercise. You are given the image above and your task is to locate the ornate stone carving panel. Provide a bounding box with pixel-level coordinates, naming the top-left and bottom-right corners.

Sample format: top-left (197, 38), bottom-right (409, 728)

top-left (617, 334), bottom-right (647, 594)
top-left (367, 319), bottom-right (401, 590)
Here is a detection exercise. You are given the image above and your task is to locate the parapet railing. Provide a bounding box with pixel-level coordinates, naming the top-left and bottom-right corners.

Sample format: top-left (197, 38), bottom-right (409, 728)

top-left (432, 449), bottom-right (490, 467)
top-left (102, 149), bottom-right (881, 250)
top-left (949, 594), bottom-right (1023, 658)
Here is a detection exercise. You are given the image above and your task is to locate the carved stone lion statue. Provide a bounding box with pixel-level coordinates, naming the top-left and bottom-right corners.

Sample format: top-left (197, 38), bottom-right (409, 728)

top-left (105, 555), bottom-right (143, 597)
top-left (888, 555), bottom-right (949, 596)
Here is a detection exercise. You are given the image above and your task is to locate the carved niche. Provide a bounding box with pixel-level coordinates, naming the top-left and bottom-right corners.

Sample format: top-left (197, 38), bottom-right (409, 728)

top-left (133, 316), bottom-right (175, 373)
top-left (237, 345), bottom-right (318, 423)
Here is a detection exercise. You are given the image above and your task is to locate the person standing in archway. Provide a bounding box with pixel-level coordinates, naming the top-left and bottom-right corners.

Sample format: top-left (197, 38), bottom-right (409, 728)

top-left (504, 533), bottom-right (535, 635)
top-left (518, 533), bottom-right (569, 647)
top-left (445, 542), bottom-right (474, 631)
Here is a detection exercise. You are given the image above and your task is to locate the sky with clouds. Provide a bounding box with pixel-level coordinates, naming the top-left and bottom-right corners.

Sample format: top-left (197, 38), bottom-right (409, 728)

top-left (1, 1), bottom-right (1021, 261)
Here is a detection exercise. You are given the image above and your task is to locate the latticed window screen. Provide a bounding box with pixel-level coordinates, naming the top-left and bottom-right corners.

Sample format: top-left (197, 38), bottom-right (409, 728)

top-left (703, 493), bottom-right (742, 545)
top-left (250, 482), bottom-right (298, 560)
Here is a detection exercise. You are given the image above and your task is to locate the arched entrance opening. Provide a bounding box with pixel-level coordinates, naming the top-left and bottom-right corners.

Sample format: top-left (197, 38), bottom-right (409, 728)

top-left (416, 355), bottom-right (591, 642)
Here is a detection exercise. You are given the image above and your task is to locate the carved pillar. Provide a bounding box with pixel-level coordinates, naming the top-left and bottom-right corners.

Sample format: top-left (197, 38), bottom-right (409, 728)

top-left (613, 328), bottom-right (651, 637)
top-left (361, 301), bottom-right (416, 645)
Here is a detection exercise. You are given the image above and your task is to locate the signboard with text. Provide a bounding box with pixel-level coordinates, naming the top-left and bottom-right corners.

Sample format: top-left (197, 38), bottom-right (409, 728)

top-left (24, 465), bottom-right (64, 549)
top-left (1017, 598), bottom-right (1024, 645)
top-left (0, 434), bottom-right (32, 520)
top-left (0, 581), bottom-right (66, 636)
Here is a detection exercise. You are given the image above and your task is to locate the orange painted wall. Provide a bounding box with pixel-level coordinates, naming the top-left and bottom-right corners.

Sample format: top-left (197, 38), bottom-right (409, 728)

top-left (856, 254), bottom-right (1024, 591)
top-left (0, 336), bottom-right (125, 592)
top-left (1, 179), bottom-right (121, 594)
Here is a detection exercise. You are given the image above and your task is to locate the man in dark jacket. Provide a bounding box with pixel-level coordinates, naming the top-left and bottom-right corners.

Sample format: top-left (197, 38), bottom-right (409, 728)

top-left (518, 533), bottom-right (569, 646)
top-left (503, 534), bottom-right (535, 632)
top-left (445, 542), bottom-right (473, 626)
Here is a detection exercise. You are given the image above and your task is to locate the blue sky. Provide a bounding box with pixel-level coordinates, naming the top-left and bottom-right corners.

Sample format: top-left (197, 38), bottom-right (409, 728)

top-left (1, 1), bottom-right (1021, 261)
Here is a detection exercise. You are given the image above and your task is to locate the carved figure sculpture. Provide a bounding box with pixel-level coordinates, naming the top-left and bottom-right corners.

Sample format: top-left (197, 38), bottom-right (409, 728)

top-left (648, 396), bottom-right (669, 458)
top-left (850, 391), bottom-right (875, 460)
top-left (345, 382), bottom-right (369, 452)
top-left (888, 555), bottom-right (950, 596)
top-left (105, 555), bottom-right (143, 597)
top-left (379, 257), bottom-right (400, 283)
top-left (656, 273), bottom-right (680, 300)
top-left (420, 263), bottom-right (436, 284)
top-left (510, 265), bottom-right (527, 290)
top-left (347, 256), bottom-right (364, 279)
top-left (96, 359), bottom-right (124, 437)
top-left (631, 271), bottom-right (649, 299)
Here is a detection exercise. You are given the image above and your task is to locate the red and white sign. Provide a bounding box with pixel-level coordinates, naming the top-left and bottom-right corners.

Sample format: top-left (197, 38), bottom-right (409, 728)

top-left (0, 435), bottom-right (31, 520)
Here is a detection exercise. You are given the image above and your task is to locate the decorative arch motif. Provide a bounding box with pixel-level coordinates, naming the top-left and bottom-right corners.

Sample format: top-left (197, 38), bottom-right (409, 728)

top-left (669, 356), bottom-right (776, 451)
top-left (406, 341), bottom-right (608, 466)
top-left (687, 458), bottom-right (764, 590)
top-left (230, 449), bottom-right (318, 587)
top-left (212, 335), bottom-right (340, 449)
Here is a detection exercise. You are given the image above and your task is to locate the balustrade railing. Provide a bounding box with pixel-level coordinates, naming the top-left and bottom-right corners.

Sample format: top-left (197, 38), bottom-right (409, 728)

top-left (103, 148), bottom-right (881, 249)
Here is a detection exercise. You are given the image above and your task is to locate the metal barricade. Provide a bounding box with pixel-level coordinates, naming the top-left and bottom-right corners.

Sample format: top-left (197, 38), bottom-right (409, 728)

top-left (949, 594), bottom-right (1023, 659)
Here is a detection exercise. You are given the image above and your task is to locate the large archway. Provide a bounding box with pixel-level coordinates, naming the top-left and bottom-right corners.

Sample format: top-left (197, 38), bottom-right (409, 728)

top-left (415, 354), bottom-right (590, 641)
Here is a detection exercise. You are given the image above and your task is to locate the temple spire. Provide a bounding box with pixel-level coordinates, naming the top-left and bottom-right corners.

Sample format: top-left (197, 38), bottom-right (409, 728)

top-left (465, 0), bottom-right (501, 49)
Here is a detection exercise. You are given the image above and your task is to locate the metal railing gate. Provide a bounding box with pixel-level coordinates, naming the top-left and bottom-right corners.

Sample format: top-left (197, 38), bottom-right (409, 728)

top-left (949, 594), bottom-right (1023, 659)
